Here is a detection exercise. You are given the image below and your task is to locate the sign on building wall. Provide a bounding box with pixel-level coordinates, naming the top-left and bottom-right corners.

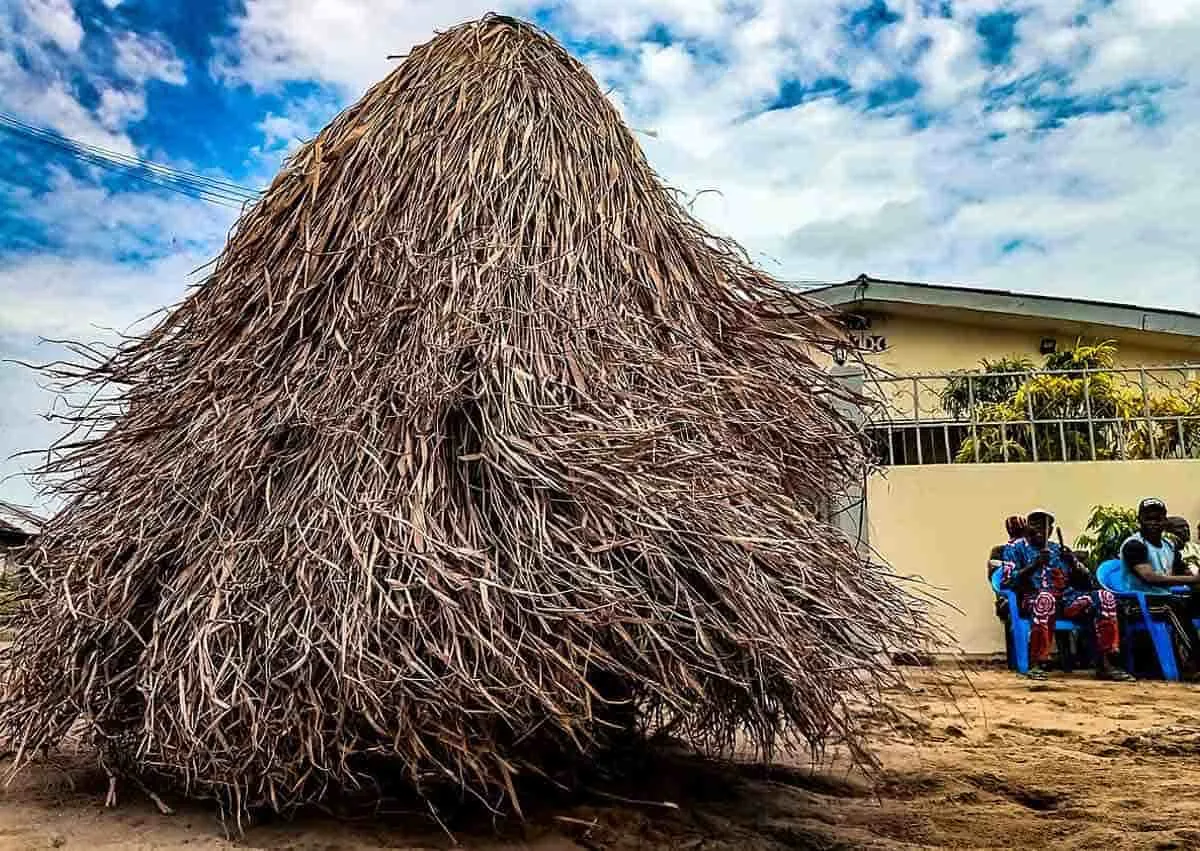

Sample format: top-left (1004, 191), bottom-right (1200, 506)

top-left (845, 313), bottom-right (888, 355)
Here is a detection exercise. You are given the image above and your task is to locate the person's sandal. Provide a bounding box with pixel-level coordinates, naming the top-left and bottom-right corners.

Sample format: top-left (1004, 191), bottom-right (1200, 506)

top-left (1097, 668), bottom-right (1135, 683)
top-left (1022, 667), bottom-right (1048, 681)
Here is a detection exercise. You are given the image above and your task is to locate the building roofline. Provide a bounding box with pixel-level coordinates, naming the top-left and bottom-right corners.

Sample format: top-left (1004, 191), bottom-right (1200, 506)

top-left (801, 275), bottom-right (1200, 339)
top-left (0, 526), bottom-right (31, 549)
top-left (0, 502), bottom-right (44, 537)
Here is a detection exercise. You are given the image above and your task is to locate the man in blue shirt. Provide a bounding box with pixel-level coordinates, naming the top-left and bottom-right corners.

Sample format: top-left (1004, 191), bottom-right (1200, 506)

top-left (1003, 509), bottom-right (1131, 681)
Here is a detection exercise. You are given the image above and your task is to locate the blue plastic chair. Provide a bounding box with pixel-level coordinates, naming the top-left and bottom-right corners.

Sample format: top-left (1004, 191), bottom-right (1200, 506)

top-left (990, 569), bottom-right (1084, 674)
top-left (1095, 559), bottom-right (1180, 681)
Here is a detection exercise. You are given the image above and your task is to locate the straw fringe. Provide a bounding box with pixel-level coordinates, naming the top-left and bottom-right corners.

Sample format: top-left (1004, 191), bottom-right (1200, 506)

top-left (0, 14), bottom-right (934, 821)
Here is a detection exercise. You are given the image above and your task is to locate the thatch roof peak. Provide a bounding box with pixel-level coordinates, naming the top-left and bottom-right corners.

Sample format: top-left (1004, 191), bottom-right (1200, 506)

top-left (186, 12), bottom-right (810, 416)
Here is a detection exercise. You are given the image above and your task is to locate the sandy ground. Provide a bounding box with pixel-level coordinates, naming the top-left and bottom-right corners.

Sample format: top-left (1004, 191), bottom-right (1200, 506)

top-left (1, 667), bottom-right (1199, 850)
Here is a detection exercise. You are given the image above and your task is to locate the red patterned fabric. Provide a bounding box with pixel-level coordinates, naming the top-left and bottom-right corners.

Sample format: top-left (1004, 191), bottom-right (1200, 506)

top-left (1022, 588), bottom-right (1120, 663)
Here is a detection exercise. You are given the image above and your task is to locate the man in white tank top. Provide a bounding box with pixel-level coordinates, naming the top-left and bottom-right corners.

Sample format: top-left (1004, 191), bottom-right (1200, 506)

top-left (1118, 499), bottom-right (1200, 672)
top-left (1118, 499), bottom-right (1200, 595)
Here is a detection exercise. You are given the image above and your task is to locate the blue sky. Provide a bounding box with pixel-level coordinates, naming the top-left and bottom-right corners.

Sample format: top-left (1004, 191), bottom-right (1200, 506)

top-left (2, 0), bottom-right (1200, 507)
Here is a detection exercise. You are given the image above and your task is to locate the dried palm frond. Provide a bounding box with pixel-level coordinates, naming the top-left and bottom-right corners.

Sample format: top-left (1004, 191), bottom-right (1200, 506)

top-left (0, 14), bottom-right (934, 824)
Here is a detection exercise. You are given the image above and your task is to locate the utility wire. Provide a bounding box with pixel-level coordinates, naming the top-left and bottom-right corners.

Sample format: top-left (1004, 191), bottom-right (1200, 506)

top-left (0, 112), bottom-right (260, 201)
top-left (0, 112), bottom-right (263, 208)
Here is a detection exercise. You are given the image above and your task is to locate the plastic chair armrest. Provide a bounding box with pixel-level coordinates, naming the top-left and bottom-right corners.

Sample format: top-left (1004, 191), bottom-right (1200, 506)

top-left (1108, 590), bottom-right (1142, 601)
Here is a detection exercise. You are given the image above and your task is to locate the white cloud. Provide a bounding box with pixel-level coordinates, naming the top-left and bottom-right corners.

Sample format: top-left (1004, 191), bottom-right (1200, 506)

top-left (639, 43), bottom-right (694, 91)
top-left (113, 32), bottom-right (188, 86)
top-left (0, 253), bottom-right (204, 341)
top-left (0, 181), bottom-right (232, 509)
top-left (1130, 0), bottom-right (1200, 27)
top-left (243, 93), bottom-right (343, 176)
top-left (0, 7), bottom-right (229, 510)
top-left (564, 0), bottom-right (1200, 309)
top-left (1, 169), bottom-right (235, 262)
top-left (253, 93), bottom-right (338, 148)
top-left (222, 0), bottom-right (537, 93)
top-left (912, 16), bottom-right (988, 108)
top-left (96, 87), bottom-right (147, 130)
top-left (23, 0), bottom-right (83, 52)
top-left (258, 113), bottom-right (306, 146)
top-left (0, 5), bottom-right (134, 152)
top-left (939, 99), bottom-right (1200, 304)
top-left (787, 198), bottom-right (931, 259)
top-left (0, 251), bottom-right (215, 512)
top-left (0, 346), bottom-right (62, 514)
top-left (0, 6), bottom-right (191, 164)
top-left (0, 52), bottom-right (136, 153)
top-left (988, 106), bottom-right (1036, 133)
top-left (548, 0), bottom-right (734, 42)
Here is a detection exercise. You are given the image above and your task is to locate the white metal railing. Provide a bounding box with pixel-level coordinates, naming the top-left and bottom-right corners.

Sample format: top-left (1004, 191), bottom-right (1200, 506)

top-left (865, 364), bottom-right (1200, 465)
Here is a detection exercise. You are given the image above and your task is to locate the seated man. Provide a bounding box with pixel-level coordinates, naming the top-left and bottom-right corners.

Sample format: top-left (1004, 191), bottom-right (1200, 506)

top-left (989, 516), bottom-right (1026, 621)
top-left (1115, 500), bottom-right (1200, 667)
top-left (988, 515), bottom-right (1026, 582)
top-left (1002, 509), bottom-right (1132, 681)
top-left (1165, 515), bottom-right (1200, 576)
top-left (1116, 500), bottom-right (1200, 592)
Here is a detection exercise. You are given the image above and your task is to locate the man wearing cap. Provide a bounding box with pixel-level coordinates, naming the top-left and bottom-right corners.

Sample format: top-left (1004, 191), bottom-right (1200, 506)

top-left (1117, 499), bottom-right (1200, 593)
top-left (1114, 500), bottom-right (1200, 670)
top-left (1002, 509), bottom-right (1131, 681)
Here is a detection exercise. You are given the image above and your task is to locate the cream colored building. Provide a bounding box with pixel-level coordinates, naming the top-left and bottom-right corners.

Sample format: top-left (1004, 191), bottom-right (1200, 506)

top-left (806, 275), bottom-right (1200, 374)
top-left (799, 276), bottom-right (1200, 656)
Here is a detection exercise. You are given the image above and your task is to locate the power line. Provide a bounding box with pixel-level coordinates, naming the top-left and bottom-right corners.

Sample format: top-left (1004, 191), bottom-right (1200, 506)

top-left (0, 112), bottom-right (261, 203)
top-left (0, 112), bottom-right (263, 208)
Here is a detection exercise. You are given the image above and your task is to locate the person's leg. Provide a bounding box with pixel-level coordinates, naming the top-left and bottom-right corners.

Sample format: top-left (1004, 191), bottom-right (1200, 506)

top-left (1066, 589), bottom-right (1132, 680)
top-left (1181, 591), bottom-right (1200, 627)
top-left (1024, 591), bottom-right (1056, 678)
top-left (1063, 590), bottom-right (1098, 664)
top-left (1170, 592), bottom-right (1200, 674)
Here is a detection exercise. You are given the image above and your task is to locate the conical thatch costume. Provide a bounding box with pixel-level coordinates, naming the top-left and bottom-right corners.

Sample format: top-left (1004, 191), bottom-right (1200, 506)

top-left (1, 16), bottom-right (931, 818)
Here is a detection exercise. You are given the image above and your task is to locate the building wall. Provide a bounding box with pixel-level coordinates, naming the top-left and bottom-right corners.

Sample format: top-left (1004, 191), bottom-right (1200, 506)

top-left (866, 460), bottom-right (1200, 656)
top-left (851, 312), bottom-right (1199, 375)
